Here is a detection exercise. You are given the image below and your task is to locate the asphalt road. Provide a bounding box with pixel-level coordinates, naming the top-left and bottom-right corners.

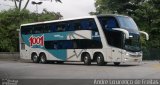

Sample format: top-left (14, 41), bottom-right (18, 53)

top-left (0, 60), bottom-right (160, 79)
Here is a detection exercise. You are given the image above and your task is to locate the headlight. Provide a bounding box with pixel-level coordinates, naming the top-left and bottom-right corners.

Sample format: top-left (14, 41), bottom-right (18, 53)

top-left (126, 52), bottom-right (129, 56)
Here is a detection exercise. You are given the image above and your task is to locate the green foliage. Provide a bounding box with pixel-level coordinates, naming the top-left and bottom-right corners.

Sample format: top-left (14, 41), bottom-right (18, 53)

top-left (0, 8), bottom-right (62, 52)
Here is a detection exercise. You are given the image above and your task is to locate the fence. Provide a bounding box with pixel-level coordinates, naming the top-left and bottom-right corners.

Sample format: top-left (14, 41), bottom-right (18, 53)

top-left (143, 48), bottom-right (160, 60)
top-left (0, 52), bottom-right (20, 60)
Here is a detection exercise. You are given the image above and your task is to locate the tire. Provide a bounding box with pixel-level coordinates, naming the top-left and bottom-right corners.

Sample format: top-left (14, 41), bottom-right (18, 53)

top-left (39, 53), bottom-right (47, 64)
top-left (96, 54), bottom-right (105, 66)
top-left (83, 53), bottom-right (91, 65)
top-left (114, 62), bottom-right (120, 66)
top-left (32, 53), bottom-right (39, 63)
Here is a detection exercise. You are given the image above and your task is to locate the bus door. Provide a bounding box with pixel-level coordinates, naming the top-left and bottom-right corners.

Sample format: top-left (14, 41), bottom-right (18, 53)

top-left (112, 47), bottom-right (122, 62)
top-left (110, 31), bottom-right (124, 62)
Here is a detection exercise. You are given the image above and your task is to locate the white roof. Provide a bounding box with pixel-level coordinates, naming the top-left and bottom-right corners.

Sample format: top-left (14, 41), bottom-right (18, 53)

top-left (21, 15), bottom-right (97, 26)
top-left (21, 14), bottom-right (129, 26)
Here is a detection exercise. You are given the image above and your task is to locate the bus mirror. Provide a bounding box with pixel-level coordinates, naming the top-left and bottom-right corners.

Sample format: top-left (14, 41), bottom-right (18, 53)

top-left (139, 31), bottom-right (149, 40)
top-left (112, 28), bottom-right (129, 39)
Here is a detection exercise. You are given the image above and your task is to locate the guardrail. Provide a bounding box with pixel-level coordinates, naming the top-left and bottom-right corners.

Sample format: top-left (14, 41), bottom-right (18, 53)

top-left (0, 52), bottom-right (20, 60)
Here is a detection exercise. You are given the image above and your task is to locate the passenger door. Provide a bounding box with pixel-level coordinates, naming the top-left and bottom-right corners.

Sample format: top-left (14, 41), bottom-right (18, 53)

top-left (107, 31), bottom-right (124, 62)
top-left (112, 47), bottom-right (122, 62)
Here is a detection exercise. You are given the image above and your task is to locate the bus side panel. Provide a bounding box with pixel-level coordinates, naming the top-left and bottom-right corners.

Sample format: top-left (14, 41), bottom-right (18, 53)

top-left (92, 48), bottom-right (112, 62)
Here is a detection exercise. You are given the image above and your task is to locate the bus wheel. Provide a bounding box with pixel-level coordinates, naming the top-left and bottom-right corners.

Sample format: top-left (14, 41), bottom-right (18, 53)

top-left (114, 62), bottom-right (120, 66)
top-left (83, 53), bottom-right (91, 65)
top-left (32, 53), bottom-right (39, 63)
top-left (96, 54), bottom-right (105, 66)
top-left (39, 53), bottom-right (47, 64)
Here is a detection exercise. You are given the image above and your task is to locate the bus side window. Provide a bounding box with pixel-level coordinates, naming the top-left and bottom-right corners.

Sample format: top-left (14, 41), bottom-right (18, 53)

top-left (88, 19), bottom-right (98, 31)
top-left (51, 24), bottom-right (56, 32)
top-left (75, 23), bottom-right (81, 30)
top-left (72, 20), bottom-right (81, 30)
top-left (21, 26), bottom-right (29, 35)
top-left (67, 21), bottom-right (74, 31)
top-left (56, 23), bottom-right (66, 32)
top-left (29, 26), bottom-right (34, 34)
top-left (81, 20), bottom-right (89, 30)
top-left (106, 17), bottom-right (119, 29)
top-left (44, 24), bottom-right (51, 33)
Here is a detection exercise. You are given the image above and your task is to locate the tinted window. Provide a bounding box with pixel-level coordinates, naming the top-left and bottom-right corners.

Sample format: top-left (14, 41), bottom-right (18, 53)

top-left (98, 16), bottom-right (123, 48)
top-left (81, 19), bottom-right (98, 31)
top-left (45, 39), bottom-right (102, 49)
top-left (21, 18), bottom-right (98, 35)
top-left (75, 39), bottom-right (102, 49)
top-left (21, 26), bottom-right (32, 35)
top-left (98, 16), bottom-right (119, 30)
top-left (105, 31), bottom-right (124, 48)
top-left (45, 40), bottom-right (74, 49)
top-left (21, 24), bottom-right (51, 35)
top-left (117, 16), bottom-right (139, 33)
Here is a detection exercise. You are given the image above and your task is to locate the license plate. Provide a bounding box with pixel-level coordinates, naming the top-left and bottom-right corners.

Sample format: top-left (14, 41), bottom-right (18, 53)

top-left (134, 59), bottom-right (138, 62)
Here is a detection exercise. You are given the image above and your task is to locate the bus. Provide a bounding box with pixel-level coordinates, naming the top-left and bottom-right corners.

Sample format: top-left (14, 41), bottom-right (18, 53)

top-left (19, 14), bottom-right (149, 66)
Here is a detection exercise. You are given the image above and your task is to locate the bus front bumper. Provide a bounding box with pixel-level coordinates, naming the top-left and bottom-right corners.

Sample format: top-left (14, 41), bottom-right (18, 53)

top-left (121, 52), bottom-right (143, 64)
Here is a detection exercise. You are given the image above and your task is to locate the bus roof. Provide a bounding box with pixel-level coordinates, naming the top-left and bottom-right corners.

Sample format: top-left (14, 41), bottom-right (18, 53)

top-left (21, 14), bottom-right (128, 27)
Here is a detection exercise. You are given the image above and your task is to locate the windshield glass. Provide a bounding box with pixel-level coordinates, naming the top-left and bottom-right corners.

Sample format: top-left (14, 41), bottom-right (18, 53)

top-left (125, 34), bottom-right (141, 52)
top-left (97, 16), bottom-right (141, 51)
top-left (117, 16), bottom-right (139, 33)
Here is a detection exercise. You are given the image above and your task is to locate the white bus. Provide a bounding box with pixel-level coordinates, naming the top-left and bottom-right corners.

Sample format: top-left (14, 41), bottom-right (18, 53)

top-left (19, 15), bottom-right (149, 66)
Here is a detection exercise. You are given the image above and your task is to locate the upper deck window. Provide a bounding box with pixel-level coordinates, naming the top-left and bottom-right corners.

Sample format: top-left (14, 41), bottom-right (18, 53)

top-left (98, 16), bottom-right (119, 30)
top-left (21, 18), bottom-right (98, 35)
top-left (116, 16), bottom-right (139, 33)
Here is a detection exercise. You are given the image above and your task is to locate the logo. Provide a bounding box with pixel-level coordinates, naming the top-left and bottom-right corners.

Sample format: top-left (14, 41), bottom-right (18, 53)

top-left (2, 79), bottom-right (18, 85)
top-left (29, 35), bottom-right (44, 47)
top-left (54, 34), bottom-right (64, 38)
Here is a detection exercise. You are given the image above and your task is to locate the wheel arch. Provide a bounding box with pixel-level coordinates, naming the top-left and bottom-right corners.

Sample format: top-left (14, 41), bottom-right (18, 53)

top-left (31, 52), bottom-right (38, 60)
top-left (93, 52), bottom-right (104, 62)
top-left (39, 52), bottom-right (46, 57)
top-left (81, 52), bottom-right (91, 62)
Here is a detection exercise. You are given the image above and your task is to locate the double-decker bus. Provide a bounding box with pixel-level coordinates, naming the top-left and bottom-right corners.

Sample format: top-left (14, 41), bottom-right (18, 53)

top-left (19, 15), bottom-right (149, 66)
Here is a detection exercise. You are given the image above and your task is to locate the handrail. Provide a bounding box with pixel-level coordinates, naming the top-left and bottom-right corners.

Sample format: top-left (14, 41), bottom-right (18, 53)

top-left (112, 28), bottom-right (129, 39)
top-left (139, 31), bottom-right (149, 40)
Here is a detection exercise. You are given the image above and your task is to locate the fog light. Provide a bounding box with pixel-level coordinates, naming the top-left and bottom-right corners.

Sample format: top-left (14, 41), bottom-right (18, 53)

top-left (126, 52), bottom-right (129, 56)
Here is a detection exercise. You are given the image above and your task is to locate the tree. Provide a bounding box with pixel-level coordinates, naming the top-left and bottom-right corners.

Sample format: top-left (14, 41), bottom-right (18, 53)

top-left (4, 0), bottom-right (62, 11)
top-left (0, 8), bottom-right (63, 52)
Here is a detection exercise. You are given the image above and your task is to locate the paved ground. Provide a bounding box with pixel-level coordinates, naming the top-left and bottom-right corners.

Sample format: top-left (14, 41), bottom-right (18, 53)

top-left (0, 60), bottom-right (160, 79)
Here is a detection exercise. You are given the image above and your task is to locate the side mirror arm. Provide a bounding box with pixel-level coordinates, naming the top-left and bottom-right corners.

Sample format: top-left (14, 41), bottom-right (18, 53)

top-left (139, 31), bottom-right (149, 40)
top-left (112, 28), bottom-right (129, 39)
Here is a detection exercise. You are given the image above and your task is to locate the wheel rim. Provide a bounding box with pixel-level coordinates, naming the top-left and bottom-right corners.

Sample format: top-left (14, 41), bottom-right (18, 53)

top-left (33, 55), bottom-right (37, 62)
top-left (97, 56), bottom-right (101, 64)
top-left (84, 56), bottom-right (88, 63)
top-left (41, 55), bottom-right (45, 63)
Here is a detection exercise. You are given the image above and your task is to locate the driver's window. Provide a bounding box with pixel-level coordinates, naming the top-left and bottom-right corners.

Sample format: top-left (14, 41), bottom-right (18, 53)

top-left (105, 17), bottom-right (119, 29)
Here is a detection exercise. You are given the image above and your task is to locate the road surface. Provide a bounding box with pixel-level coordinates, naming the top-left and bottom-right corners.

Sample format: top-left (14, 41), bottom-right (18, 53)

top-left (0, 60), bottom-right (160, 79)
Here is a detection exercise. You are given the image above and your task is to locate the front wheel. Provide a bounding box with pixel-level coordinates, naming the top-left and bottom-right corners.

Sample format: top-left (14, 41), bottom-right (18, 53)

top-left (32, 53), bottom-right (39, 63)
top-left (83, 53), bottom-right (91, 65)
top-left (39, 53), bottom-right (47, 64)
top-left (96, 54), bottom-right (105, 66)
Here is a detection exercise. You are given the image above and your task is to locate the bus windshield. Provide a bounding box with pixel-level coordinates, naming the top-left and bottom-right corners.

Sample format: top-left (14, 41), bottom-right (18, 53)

top-left (97, 16), bottom-right (141, 52)
top-left (117, 16), bottom-right (139, 33)
top-left (125, 34), bottom-right (141, 52)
